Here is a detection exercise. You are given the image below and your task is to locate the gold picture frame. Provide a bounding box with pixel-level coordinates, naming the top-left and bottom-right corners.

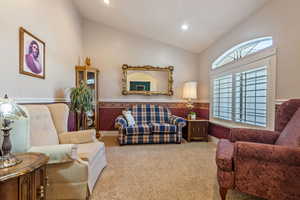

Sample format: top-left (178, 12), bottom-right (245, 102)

top-left (122, 64), bottom-right (174, 96)
top-left (19, 27), bottom-right (46, 79)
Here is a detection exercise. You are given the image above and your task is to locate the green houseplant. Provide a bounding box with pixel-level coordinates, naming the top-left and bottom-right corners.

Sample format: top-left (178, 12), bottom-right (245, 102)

top-left (189, 111), bottom-right (196, 120)
top-left (69, 81), bottom-right (93, 130)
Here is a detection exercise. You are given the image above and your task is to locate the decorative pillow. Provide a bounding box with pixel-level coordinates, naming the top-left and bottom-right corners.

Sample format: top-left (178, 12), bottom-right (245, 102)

top-left (122, 111), bottom-right (135, 126)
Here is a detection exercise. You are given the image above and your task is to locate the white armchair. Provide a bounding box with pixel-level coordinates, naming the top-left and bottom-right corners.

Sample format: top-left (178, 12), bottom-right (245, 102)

top-left (12, 104), bottom-right (107, 200)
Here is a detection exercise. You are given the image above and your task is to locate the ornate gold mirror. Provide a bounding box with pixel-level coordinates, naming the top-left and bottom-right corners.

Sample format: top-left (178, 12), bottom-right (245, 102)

top-left (122, 64), bottom-right (174, 96)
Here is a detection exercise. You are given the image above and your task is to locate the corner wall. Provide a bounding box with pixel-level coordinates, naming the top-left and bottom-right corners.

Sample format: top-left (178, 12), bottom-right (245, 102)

top-left (198, 0), bottom-right (300, 102)
top-left (0, 0), bottom-right (82, 102)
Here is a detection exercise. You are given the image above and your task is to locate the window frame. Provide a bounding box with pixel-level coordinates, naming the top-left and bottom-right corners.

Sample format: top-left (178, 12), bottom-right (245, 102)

top-left (210, 46), bottom-right (276, 130)
top-left (212, 37), bottom-right (273, 69)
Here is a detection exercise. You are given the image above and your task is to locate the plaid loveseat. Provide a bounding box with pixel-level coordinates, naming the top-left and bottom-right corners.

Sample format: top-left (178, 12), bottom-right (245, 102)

top-left (115, 104), bottom-right (186, 145)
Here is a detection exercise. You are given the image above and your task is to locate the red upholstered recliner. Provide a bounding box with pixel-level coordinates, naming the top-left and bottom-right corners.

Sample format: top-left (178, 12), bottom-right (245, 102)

top-left (216, 99), bottom-right (300, 200)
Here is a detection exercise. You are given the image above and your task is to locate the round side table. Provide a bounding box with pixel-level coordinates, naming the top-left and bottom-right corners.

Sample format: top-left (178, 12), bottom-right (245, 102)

top-left (0, 152), bottom-right (49, 200)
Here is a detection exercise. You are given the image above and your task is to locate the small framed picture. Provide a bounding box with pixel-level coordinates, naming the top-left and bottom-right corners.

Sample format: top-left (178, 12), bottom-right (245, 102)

top-left (19, 27), bottom-right (45, 79)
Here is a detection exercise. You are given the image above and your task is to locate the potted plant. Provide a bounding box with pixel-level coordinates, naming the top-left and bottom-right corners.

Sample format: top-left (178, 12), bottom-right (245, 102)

top-left (69, 81), bottom-right (93, 130)
top-left (189, 111), bottom-right (197, 120)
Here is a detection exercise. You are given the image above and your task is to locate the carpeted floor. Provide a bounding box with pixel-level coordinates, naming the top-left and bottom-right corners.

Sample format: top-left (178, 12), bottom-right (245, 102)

top-left (93, 136), bottom-right (262, 200)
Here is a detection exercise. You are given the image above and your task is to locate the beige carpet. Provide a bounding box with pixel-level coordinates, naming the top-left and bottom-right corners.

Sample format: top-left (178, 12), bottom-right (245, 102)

top-left (92, 136), bottom-right (262, 200)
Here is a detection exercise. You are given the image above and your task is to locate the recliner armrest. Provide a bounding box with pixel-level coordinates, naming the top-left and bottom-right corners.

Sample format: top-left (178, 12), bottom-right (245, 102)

top-left (216, 139), bottom-right (234, 171)
top-left (230, 128), bottom-right (280, 144)
top-left (59, 129), bottom-right (96, 144)
top-left (235, 142), bottom-right (300, 166)
top-left (28, 144), bottom-right (78, 164)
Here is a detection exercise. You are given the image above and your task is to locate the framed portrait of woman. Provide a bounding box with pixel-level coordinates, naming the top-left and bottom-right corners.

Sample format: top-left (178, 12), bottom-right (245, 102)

top-left (19, 27), bottom-right (45, 79)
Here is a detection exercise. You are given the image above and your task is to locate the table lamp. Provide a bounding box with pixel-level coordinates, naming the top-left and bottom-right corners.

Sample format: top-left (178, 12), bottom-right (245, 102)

top-left (0, 95), bottom-right (27, 168)
top-left (183, 81), bottom-right (198, 119)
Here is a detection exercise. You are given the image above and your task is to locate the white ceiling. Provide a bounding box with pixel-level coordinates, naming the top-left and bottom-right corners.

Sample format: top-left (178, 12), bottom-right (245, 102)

top-left (73, 0), bottom-right (271, 53)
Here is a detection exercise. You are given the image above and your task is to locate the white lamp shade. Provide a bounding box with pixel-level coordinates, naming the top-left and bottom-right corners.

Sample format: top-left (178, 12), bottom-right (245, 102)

top-left (183, 81), bottom-right (198, 99)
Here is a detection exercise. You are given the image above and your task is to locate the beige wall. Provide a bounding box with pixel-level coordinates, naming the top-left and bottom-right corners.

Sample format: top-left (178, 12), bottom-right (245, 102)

top-left (0, 0), bottom-right (82, 102)
top-left (198, 0), bottom-right (300, 102)
top-left (82, 20), bottom-right (199, 101)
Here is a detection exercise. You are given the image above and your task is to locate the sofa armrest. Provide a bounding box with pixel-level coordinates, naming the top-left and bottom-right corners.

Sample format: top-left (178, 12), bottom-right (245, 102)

top-left (169, 115), bottom-right (186, 127)
top-left (28, 144), bottom-right (78, 164)
top-left (59, 129), bottom-right (96, 144)
top-left (115, 115), bottom-right (128, 129)
top-left (230, 128), bottom-right (280, 144)
top-left (216, 139), bottom-right (234, 171)
top-left (235, 142), bottom-right (300, 166)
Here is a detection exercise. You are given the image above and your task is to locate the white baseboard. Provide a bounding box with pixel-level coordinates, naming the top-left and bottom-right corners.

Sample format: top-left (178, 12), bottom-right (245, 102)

top-left (100, 131), bottom-right (118, 136)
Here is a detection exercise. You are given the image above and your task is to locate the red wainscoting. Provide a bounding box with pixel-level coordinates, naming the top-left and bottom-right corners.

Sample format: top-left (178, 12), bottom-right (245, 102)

top-left (208, 123), bottom-right (231, 139)
top-left (98, 102), bottom-right (209, 131)
top-left (98, 101), bottom-right (285, 140)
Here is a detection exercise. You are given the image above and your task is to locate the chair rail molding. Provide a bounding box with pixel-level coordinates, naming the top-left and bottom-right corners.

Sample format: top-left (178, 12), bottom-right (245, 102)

top-left (15, 98), bottom-right (70, 104)
top-left (99, 98), bottom-right (209, 103)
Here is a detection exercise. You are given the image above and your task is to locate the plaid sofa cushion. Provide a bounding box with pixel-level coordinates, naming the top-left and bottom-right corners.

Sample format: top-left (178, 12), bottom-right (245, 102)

top-left (130, 104), bottom-right (171, 124)
top-left (151, 123), bottom-right (177, 133)
top-left (125, 123), bottom-right (152, 136)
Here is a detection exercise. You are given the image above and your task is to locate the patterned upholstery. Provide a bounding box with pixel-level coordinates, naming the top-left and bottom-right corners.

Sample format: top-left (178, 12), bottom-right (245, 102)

top-left (125, 123), bottom-right (152, 135)
top-left (169, 115), bottom-right (186, 126)
top-left (130, 104), bottom-right (171, 123)
top-left (275, 108), bottom-right (300, 147)
top-left (216, 99), bottom-right (300, 200)
top-left (115, 104), bottom-right (186, 145)
top-left (152, 123), bottom-right (177, 133)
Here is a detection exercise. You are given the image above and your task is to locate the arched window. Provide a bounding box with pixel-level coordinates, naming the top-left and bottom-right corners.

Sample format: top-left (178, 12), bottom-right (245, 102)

top-left (210, 37), bottom-right (276, 129)
top-left (212, 37), bottom-right (273, 69)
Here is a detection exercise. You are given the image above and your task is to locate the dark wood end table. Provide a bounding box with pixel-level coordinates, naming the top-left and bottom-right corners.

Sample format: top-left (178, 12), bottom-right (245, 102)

top-left (0, 152), bottom-right (49, 200)
top-left (183, 119), bottom-right (209, 142)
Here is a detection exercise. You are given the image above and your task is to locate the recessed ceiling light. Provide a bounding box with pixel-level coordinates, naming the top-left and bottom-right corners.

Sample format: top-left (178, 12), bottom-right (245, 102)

top-left (104, 0), bottom-right (110, 5)
top-left (181, 24), bottom-right (189, 31)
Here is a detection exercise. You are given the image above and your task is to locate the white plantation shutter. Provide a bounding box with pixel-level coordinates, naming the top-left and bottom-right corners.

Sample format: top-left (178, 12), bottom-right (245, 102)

top-left (213, 75), bottom-right (233, 121)
top-left (235, 67), bottom-right (267, 127)
top-left (212, 66), bottom-right (268, 127)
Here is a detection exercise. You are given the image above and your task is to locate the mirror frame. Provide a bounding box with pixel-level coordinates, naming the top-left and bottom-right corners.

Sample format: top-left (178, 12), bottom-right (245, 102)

top-left (122, 64), bottom-right (174, 96)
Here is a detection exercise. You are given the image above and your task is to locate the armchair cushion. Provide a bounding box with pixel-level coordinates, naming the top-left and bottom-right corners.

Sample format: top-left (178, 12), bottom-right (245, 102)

top-left (216, 139), bottom-right (234, 171)
top-left (151, 123), bottom-right (177, 133)
top-left (47, 104), bottom-right (69, 134)
top-left (125, 123), bottom-right (152, 135)
top-left (276, 108), bottom-right (300, 147)
top-left (24, 105), bottom-right (60, 146)
top-left (77, 141), bottom-right (107, 192)
top-left (77, 142), bottom-right (105, 163)
top-left (59, 129), bottom-right (96, 144)
top-left (28, 144), bottom-right (78, 164)
top-left (230, 128), bottom-right (280, 144)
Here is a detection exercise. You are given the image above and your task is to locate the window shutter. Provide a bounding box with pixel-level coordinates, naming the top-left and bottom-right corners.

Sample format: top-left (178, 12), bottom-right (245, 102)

top-left (235, 67), bottom-right (267, 127)
top-left (213, 75), bottom-right (233, 121)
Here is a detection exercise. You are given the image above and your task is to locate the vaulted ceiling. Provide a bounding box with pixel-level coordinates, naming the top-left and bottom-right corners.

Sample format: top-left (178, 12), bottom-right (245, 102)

top-left (73, 0), bottom-right (272, 53)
